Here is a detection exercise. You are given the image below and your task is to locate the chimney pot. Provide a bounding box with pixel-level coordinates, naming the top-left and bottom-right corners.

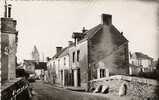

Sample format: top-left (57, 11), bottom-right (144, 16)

top-left (4, 1), bottom-right (8, 17)
top-left (101, 14), bottom-right (112, 25)
top-left (121, 32), bottom-right (123, 35)
top-left (82, 27), bottom-right (87, 33)
top-left (8, 4), bottom-right (12, 18)
top-left (56, 47), bottom-right (62, 54)
top-left (68, 41), bottom-right (73, 46)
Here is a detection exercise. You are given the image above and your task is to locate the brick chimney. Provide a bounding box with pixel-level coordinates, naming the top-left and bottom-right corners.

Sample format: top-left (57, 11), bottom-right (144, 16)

top-left (68, 41), bottom-right (74, 46)
top-left (101, 14), bottom-right (112, 25)
top-left (82, 27), bottom-right (87, 33)
top-left (56, 47), bottom-right (62, 54)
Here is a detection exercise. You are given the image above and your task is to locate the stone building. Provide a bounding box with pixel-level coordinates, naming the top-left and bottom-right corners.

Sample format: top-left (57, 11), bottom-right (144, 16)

top-left (1, 3), bottom-right (18, 82)
top-left (47, 47), bottom-right (70, 86)
top-left (34, 61), bottom-right (47, 79)
top-left (129, 52), bottom-right (153, 68)
top-left (47, 14), bottom-right (129, 90)
top-left (129, 52), bottom-right (154, 75)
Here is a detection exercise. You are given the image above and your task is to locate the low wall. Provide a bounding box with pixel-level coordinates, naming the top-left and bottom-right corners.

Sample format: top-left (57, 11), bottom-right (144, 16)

top-left (89, 75), bottom-right (159, 99)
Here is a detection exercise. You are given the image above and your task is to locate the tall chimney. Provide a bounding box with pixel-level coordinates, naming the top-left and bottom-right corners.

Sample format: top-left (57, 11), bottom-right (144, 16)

top-left (82, 27), bottom-right (87, 33)
top-left (8, 4), bottom-right (12, 18)
top-left (4, 0), bottom-right (7, 17)
top-left (101, 14), bottom-right (112, 25)
top-left (121, 32), bottom-right (123, 35)
top-left (56, 47), bottom-right (62, 54)
top-left (68, 41), bottom-right (73, 46)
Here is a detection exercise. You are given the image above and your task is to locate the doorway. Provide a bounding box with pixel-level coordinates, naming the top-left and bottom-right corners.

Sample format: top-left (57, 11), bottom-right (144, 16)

top-left (77, 69), bottom-right (81, 87)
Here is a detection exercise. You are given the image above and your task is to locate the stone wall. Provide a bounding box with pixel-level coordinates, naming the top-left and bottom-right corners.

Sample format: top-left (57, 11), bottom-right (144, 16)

top-left (89, 75), bottom-right (159, 99)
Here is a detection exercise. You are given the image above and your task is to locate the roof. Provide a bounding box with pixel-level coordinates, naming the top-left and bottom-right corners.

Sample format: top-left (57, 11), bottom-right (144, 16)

top-left (35, 62), bottom-right (47, 70)
top-left (84, 24), bottom-right (103, 39)
top-left (52, 47), bottom-right (68, 59)
top-left (132, 52), bottom-right (153, 60)
top-left (52, 23), bottom-right (128, 59)
top-left (23, 60), bottom-right (36, 65)
top-left (81, 24), bottom-right (128, 45)
top-left (51, 25), bottom-right (102, 59)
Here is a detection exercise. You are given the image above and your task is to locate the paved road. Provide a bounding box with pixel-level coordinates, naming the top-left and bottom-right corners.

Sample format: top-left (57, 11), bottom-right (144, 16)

top-left (31, 80), bottom-right (141, 100)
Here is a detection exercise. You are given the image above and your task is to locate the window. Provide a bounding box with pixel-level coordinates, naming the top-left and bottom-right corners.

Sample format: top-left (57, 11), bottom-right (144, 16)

top-left (58, 59), bottom-right (60, 68)
top-left (64, 57), bottom-right (66, 65)
top-left (61, 70), bottom-right (63, 80)
top-left (53, 62), bottom-right (55, 67)
top-left (73, 52), bottom-right (75, 63)
top-left (77, 50), bottom-right (80, 62)
top-left (139, 59), bottom-right (142, 66)
top-left (100, 69), bottom-right (105, 78)
top-left (132, 61), bottom-right (134, 65)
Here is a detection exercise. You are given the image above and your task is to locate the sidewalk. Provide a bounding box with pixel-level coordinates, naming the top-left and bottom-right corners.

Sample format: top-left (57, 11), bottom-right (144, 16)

top-left (43, 81), bottom-right (85, 91)
top-left (64, 86), bottom-right (85, 92)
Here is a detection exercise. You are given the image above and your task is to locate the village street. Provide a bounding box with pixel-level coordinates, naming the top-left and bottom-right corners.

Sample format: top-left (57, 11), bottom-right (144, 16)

top-left (30, 80), bottom-right (141, 100)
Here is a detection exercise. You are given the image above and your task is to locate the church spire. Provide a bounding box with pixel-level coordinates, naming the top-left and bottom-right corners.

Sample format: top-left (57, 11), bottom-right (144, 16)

top-left (32, 45), bottom-right (40, 62)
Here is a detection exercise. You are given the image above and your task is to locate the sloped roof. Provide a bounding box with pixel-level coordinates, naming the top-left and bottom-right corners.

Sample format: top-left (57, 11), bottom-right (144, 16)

top-left (52, 24), bottom-right (128, 59)
top-left (109, 25), bottom-right (128, 45)
top-left (35, 62), bottom-right (47, 70)
top-left (23, 60), bottom-right (36, 65)
top-left (84, 24), bottom-right (103, 39)
top-left (52, 47), bottom-right (68, 59)
top-left (134, 52), bottom-right (153, 60)
top-left (51, 25), bottom-right (102, 59)
top-left (82, 24), bottom-right (128, 44)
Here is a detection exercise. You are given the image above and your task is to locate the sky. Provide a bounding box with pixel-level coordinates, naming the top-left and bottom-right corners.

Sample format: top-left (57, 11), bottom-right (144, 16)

top-left (0, 0), bottom-right (158, 62)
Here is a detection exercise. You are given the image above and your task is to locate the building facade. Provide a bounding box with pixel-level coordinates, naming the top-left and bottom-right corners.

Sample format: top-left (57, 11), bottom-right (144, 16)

top-left (47, 14), bottom-right (129, 90)
top-left (1, 3), bottom-right (18, 82)
top-left (129, 52), bottom-right (154, 75)
top-left (129, 52), bottom-right (153, 68)
top-left (34, 62), bottom-right (47, 79)
top-left (23, 60), bottom-right (47, 79)
top-left (47, 47), bottom-right (70, 86)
